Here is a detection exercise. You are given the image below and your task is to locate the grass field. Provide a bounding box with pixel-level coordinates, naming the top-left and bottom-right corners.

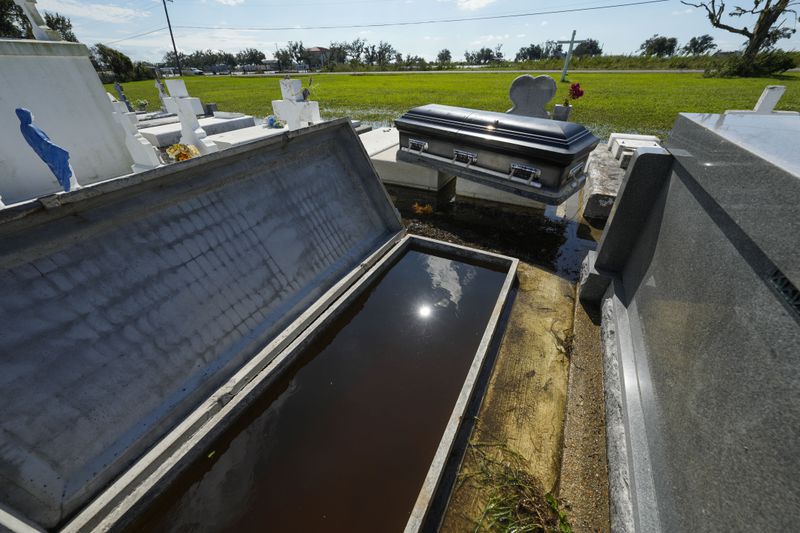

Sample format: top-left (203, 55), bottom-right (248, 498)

top-left (110, 72), bottom-right (800, 138)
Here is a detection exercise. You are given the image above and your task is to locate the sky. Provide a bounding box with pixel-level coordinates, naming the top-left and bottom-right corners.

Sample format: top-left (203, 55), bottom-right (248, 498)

top-left (36, 0), bottom-right (800, 63)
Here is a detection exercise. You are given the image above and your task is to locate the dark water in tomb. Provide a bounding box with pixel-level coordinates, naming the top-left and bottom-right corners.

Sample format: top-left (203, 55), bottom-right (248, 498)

top-left (128, 248), bottom-right (507, 533)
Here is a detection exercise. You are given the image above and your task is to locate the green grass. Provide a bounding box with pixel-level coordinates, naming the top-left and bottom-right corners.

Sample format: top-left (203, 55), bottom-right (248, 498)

top-left (110, 71), bottom-right (800, 138)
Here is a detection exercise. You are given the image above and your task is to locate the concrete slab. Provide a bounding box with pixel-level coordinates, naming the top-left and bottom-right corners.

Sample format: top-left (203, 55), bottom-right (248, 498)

top-left (359, 126), bottom-right (401, 156)
top-left (206, 124), bottom-right (288, 149)
top-left (372, 146), bottom-right (454, 191)
top-left (138, 115), bottom-right (256, 147)
top-left (455, 178), bottom-right (545, 209)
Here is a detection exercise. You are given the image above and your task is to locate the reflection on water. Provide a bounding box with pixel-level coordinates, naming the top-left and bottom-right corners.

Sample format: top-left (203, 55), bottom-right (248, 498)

top-left (424, 255), bottom-right (477, 309)
top-left (127, 249), bottom-right (507, 533)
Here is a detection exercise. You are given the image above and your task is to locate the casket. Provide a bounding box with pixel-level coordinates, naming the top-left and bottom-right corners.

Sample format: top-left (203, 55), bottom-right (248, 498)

top-left (395, 104), bottom-right (601, 204)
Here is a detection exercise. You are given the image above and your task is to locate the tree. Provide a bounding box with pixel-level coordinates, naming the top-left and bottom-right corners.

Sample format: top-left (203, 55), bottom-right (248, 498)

top-left (437, 48), bottom-right (452, 63)
top-left (274, 48), bottom-right (292, 70)
top-left (327, 41), bottom-right (348, 64)
top-left (376, 41), bottom-right (396, 67)
top-left (543, 40), bottom-right (564, 58)
top-left (0, 0), bottom-right (30, 38)
top-left (574, 38), bottom-right (603, 56)
top-left (639, 34), bottom-right (678, 56)
top-left (682, 34), bottom-right (718, 54)
top-left (236, 48), bottom-right (265, 66)
top-left (681, 0), bottom-right (797, 62)
top-left (43, 12), bottom-right (76, 42)
top-left (287, 41), bottom-right (308, 65)
top-left (161, 50), bottom-right (187, 68)
top-left (92, 44), bottom-right (133, 79)
top-left (1, 3), bottom-right (76, 41)
top-left (346, 38), bottom-right (366, 65)
top-left (516, 44), bottom-right (543, 61)
top-left (364, 44), bottom-right (378, 65)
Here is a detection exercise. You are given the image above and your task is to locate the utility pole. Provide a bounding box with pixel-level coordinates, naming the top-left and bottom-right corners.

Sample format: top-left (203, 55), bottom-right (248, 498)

top-left (558, 30), bottom-right (585, 82)
top-left (162, 0), bottom-right (182, 76)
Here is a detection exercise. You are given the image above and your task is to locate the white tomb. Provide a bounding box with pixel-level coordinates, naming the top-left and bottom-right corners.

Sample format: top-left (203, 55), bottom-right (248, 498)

top-left (271, 79), bottom-right (322, 131)
top-left (0, 39), bottom-right (140, 204)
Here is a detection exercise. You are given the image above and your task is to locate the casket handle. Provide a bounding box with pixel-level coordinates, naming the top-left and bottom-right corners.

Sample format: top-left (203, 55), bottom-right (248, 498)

top-left (568, 161), bottom-right (586, 181)
top-left (453, 149), bottom-right (478, 165)
top-left (508, 163), bottom-right (542, 184)
top-left (408, 139), bottom-right (428, 153)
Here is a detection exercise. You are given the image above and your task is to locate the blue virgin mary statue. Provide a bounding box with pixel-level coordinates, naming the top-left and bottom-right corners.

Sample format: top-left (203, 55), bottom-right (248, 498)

top-left (16, 108), bottom-right (75, 192)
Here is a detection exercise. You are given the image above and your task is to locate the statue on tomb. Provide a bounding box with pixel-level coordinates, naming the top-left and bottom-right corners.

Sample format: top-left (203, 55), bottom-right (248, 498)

top-left (15, 108), bottom-right (79, 193)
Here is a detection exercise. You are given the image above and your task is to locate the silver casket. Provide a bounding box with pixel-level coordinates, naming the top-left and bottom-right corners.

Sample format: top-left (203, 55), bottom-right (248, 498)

top-left (395, 104), bottom-right (601, 205)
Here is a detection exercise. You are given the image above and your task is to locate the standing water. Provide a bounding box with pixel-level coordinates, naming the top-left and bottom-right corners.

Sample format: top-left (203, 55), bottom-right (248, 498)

top-left (128, 248), bottom-right (508, 532)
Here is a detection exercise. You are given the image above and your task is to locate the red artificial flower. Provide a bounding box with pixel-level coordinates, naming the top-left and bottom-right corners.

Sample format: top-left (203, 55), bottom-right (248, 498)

top-left (568, 83), bottom-right (584, 100)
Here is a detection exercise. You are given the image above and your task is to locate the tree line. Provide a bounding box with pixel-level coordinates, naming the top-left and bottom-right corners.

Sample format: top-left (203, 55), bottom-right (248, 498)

top-left (1, 0), bottom-right (796, 77)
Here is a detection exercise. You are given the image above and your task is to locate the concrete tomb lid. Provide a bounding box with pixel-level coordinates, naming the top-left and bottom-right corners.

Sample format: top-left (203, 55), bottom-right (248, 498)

top-left (0, 119), bottom-right (402, 529)
top-left (506, 74), bottom-right (557, 119)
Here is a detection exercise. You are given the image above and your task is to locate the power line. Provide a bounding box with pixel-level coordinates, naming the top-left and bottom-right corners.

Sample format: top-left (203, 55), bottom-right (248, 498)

top-left (173, 0), bottom-right (671, 31)
top-left (103, 26), bottom-right (167, 45)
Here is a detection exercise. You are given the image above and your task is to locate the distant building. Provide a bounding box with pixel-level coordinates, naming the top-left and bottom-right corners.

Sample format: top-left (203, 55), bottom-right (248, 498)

top-left (306, 46), bottom-right (329, 69)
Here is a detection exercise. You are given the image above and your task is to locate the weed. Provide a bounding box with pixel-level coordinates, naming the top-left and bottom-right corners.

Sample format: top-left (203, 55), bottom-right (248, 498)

top-left (462, 441), bottom-right (573, 533)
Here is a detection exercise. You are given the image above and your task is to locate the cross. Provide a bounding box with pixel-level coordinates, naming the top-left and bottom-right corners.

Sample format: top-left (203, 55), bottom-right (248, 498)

top-left (557, 30), bottom-right (585, 83)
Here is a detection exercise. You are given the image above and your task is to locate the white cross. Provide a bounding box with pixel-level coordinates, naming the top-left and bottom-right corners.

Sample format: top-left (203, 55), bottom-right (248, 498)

top-left (557, 30), bottom-right (585, 83)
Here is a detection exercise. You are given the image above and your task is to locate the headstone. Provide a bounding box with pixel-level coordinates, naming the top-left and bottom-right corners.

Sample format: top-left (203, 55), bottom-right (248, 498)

top-left (506, 75), bottom-right (556, 119)
top-left (162, 79), bottom-right (204, 116)
top-left (107, 95), bottom-right (162, 172)
top-left (164, 79), bottom-right (190, 98)
top-left (272, 78), bottom-right (322, 131)
top-left (11, 0), bottom-right (60, 40)
top-left (113, 81), bottom-right (133, 112)
top-left (175, 97), bottom-right (218, 154)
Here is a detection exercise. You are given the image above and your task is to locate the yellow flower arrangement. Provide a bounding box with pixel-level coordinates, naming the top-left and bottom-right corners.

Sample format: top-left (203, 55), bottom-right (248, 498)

top-left (166, 143), bottom-right (201, 162)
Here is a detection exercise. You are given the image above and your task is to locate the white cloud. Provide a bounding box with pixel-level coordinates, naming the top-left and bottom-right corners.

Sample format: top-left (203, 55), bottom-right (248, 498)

top-left (671, 7), bottom-right (694, 15)
top-left (540, 20), bottom-right (548, 26)
top-left (437, 0), bottom-right (496, 10)
top-left (516, 33), bottom-right (525, 38)
top-left (424, 35), bottom-right (444, 41)
top-left (457, 0), bottom-right (496, 9)
top-left (471, 33), bottom-right (510, 45)
top-left (37, 0), bottom-right (151, 24)
top-left (215, 0), bottom-right (245, 5)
